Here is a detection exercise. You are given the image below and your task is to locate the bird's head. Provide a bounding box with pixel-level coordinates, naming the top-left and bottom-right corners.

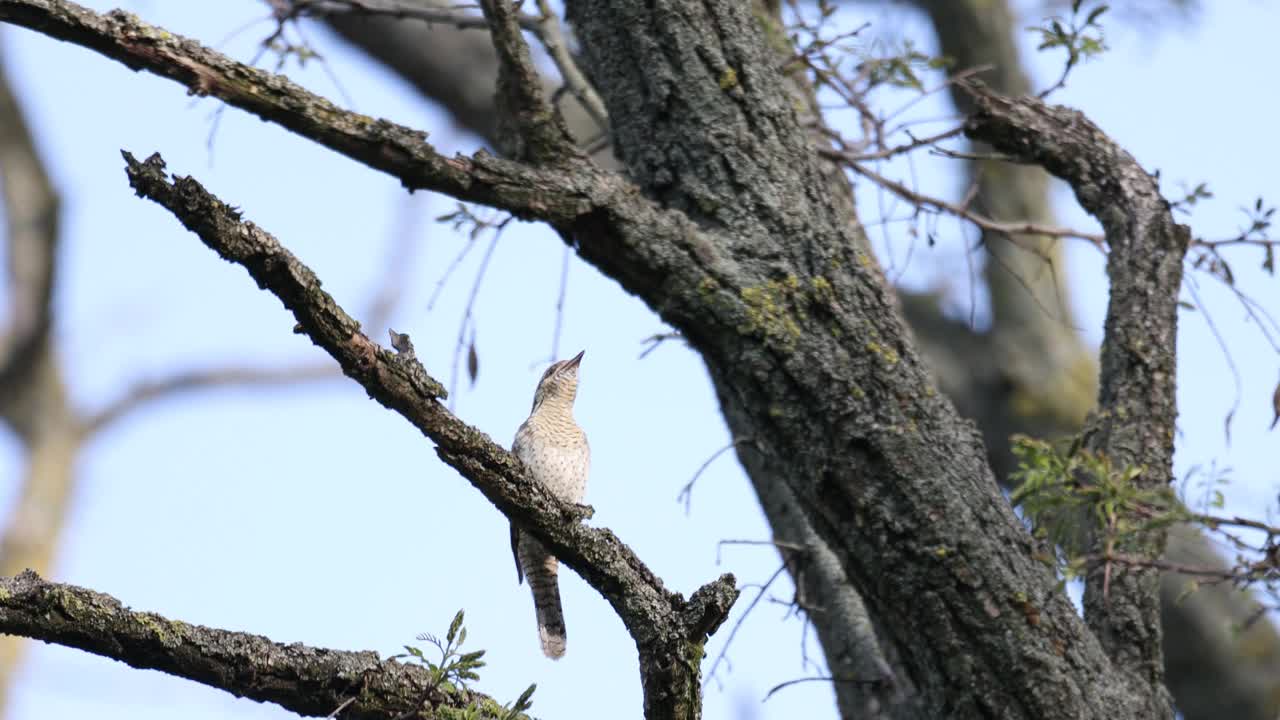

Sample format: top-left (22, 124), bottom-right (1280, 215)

top-left (531, 350), bottom-right (584, 413)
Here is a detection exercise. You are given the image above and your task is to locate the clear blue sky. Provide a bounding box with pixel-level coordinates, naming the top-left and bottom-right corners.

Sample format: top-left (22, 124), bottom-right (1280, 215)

top-left (1, 2), bottom-right (1277, 719)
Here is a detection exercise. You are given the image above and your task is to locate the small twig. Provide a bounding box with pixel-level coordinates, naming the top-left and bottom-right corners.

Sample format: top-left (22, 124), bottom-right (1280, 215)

top-left (550, 244), bottom-right (571, 361)
top-left (449, 234), bottom-right (502, 406)
top-left (831, 155), bottom-right (1107, 248)
top-left (839, 126), bottom-right (963, 163)
top-left (639, 331), bottom-right (683, 359)
top-left (763, 675), bottom-right (834, 701)
top-left (326, 696), bottom-right (357, 718)
top-left (533, 0), bottom-right (608, 130)
top-left (1183, 277), bottom-right (1243, 444)
top-left (677, 437), bottom-right (753, 514)
top-left (272, 0), bottom-right (537, 33)
top-left (715, 538), bottom-right (806, 565)
top-left (703, 564), bottom-right (787, 691)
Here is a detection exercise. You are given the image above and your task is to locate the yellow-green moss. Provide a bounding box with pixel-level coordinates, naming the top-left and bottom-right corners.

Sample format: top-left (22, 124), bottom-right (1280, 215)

top-left (739, 275), bottom-right (842, 349)
top-left (864, 340), bottom-right (900, 366)
top-left (741, 279), bottom-right (803, 348)
top-left (718, 68), bottom-right (739, 90)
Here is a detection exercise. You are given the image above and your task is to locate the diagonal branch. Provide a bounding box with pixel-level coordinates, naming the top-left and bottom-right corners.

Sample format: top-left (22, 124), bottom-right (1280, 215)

top-left (0, 570), bottom-right (506, 720)
top-left (964, 79), bottom-right (1187, 717)
top-left (0, 0), bottom-right (585, 221)
top-left (121, 150), bottom-right (737, 719)
top-left (475, 0), bottom-right (576, 163)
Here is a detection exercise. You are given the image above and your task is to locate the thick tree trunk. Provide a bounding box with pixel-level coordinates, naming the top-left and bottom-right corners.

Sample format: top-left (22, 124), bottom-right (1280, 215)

top-left (319, 1), bottom-right (1280, 717)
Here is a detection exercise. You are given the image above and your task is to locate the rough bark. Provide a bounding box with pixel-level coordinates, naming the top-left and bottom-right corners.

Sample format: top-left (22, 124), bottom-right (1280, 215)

top-left (0, 571), bottom-right (516, 720)
top-left (910, 3), bottom-right (1280, 717)
top-left (321, 5), bottom-right (1280, 716)
top-left (0, 1), bottom-right (1213, 718)
top-left (121, 150), bottom-right (736, 720)
top-left (558, 2), bottom-right (1156, 718)
top-left (966, 79), bottom-right (1186, 718)
top-left (318, 1), bottom-right (606, 153)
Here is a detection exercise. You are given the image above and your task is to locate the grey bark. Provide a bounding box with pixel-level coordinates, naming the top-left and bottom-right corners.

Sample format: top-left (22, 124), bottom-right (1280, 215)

top-left (912, 4), bottom-right (1280, 718)
top-left (321, 6), bottom-right (1280, 714)
top-left (0, 1), bottom-right (1241, 719)
top-left (966, 80), bottom-right (1186, 718)
top-left (0, 570), bottom-right (518, 720)
top-left (121, 148), bottom-right (737, 720)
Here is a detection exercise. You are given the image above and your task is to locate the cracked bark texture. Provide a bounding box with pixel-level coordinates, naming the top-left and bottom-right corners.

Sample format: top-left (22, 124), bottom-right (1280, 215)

top-left (328, 6), bottom-right (897, 715)
top-left (966, 79), bottom-right (1186, 718)
top-left (120, 149), bottom-right (736, 720)
top-left (904, 3), bottom-right (1280, 718)
top-left (0, 0), bottom-right (1265, 718)
top-left (0, 571), bottom-right (521, 720)
top-left (319, 3), bottom-right (1280, 717)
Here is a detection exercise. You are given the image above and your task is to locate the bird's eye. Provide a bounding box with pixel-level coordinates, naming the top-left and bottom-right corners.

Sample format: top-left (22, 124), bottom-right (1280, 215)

top-left (541, 363), bottom-right (560, 381)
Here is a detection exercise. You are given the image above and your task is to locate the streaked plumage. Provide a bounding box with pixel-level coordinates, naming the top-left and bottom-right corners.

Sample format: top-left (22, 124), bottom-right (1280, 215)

top-left (511, 351), bottom-right (589, 659)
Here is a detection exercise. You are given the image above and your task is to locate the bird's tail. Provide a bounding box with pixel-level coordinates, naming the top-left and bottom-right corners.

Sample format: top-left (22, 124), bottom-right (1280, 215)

top-left (520, 538), bottom-right (567, 659)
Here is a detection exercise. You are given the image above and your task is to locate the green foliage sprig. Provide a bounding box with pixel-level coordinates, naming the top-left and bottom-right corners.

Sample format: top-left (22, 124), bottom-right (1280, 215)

top-left (391, 610), bottom-right (537, 720)
top-left (1028, 1), bottom-right (1110, 97)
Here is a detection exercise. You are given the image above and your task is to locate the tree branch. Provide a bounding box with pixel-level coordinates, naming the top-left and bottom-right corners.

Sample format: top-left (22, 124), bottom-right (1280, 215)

top-left (475, 0), bottom-right (575, 163)
top-left (965, 79), bottom-right (1186, 718)
top-left (0, 27), bottom-right (60, 437)
top-left (78, 364), bottom-right (338, 438)
top-left (120, 150), bottom-right (736, 719)
top-left (0, 570), bottom-right (504, 720)
top-left (0, 0), bottom-right (594, 222)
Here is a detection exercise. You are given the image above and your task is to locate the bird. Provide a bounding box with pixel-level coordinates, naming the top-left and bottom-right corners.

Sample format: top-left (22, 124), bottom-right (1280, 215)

top-left (510, 350), bottom-right (590, 659)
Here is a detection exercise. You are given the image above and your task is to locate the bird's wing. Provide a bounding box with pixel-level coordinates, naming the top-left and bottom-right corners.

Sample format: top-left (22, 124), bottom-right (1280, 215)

top-left (511, 424), bottom-right (531, 583)
top-left (511, 523), bottom-right (524, 584)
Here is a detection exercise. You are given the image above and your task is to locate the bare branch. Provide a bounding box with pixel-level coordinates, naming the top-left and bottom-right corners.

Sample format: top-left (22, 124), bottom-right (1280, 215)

top-left (0, 0), bottom-right (588, 222)
top-left (532, 0), bottom-right (608, 130)
top-left (79, 364), bottom-right (338, 438)
top-left (0, 570), bottom-right (505, 720)
top-left (121, 151), bottom-right (737, 719)
top-left (477, 0), bottom-right (576, 163)
top-left (965, 79), bottom-right (1187, 715)
top-left (826, 150), bottom-right (1106, 248)
top-left (269, 0), bottom-right (536, 32)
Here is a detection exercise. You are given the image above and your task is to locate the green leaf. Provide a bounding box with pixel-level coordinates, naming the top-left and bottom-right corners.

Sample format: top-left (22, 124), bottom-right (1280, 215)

top-left (447, 609), bottom-right (465, 645)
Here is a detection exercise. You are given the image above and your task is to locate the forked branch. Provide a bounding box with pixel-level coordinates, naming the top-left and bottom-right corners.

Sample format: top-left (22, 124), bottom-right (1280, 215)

top-left (121, 151), bottom-right (735, 720)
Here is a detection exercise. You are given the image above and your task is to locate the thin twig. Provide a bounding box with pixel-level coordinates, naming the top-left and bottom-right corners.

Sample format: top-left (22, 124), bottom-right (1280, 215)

top-left (550, 244), bottom-right (571, 361)
top-left (533, 0), bottom-right (608, 129)
top-left (448, 235), bottom-right (501, 407)
top-left (703, 564), bottom-right (788, 691)
top-left (716, 539), bottom-right (806, 565)
top-left (326, 696), bottom-right (357, 718)
top-left (832, 155), bottom-right (1107, 248)
top-left (678, 437), bottom-right (753, 514)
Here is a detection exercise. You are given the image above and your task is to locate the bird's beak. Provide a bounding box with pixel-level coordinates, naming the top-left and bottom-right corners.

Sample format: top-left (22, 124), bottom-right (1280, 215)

top-left (565, 350), bottom-right (585, 369)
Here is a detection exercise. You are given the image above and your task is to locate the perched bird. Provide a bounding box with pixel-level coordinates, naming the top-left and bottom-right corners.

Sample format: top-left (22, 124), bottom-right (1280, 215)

top-left (511, 350), bottom-right (590, 659)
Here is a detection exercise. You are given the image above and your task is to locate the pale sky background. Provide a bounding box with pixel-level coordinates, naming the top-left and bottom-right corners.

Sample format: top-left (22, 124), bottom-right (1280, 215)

top-left (1, 2), bottom-right (1277, 719)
